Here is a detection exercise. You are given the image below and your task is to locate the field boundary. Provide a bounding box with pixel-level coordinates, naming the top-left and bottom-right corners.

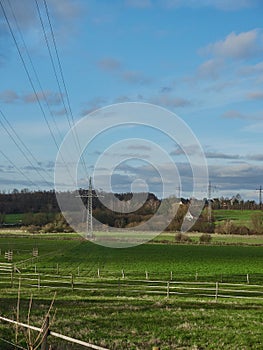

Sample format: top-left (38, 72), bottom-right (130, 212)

top-left (1, 272), bottom-right (263, 302)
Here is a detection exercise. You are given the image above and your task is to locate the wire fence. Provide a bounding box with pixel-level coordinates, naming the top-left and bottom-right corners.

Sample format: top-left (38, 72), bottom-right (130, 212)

top-left (1, 270), bottom-right (263, 302)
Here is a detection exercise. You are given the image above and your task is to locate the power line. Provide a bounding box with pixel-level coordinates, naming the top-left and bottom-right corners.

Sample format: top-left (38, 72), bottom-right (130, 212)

top-left (0, 109), bottom-right (52, 187)
top-left (0, 0), bottom-right (61, 153)
top-left (0, 149), bottom-right (39, 189)
top-left (6, 0), bottom-right (64, 144)
top-left (0, 0), bottom-right (75, 186)
top-left (42, 0), bottom-right (89, 178)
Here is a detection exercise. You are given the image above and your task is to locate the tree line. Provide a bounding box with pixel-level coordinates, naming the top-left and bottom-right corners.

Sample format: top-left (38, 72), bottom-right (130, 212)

top-left (0, 189), bottom-right (262, 234)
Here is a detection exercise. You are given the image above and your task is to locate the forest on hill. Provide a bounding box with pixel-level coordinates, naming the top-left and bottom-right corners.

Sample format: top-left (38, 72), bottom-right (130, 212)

top-left (0, 189), bottom-right (262, 234)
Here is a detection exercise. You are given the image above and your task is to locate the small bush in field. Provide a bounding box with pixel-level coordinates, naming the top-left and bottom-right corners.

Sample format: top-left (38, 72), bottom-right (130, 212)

top-left (175, 232), bottom-right (192, 243)
top-left (26, 225), bottom-right (41, 233)
top-left (199, 233), bottom-right (212, 244)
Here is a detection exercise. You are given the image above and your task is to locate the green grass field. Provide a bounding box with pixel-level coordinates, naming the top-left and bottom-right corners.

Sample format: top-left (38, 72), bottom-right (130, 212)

top-left (2, 213), bottom-right (23, 224)
top-left (0, 233), bottom-right (263, 349)
top-left (213, 209), bottom-right (262, 228)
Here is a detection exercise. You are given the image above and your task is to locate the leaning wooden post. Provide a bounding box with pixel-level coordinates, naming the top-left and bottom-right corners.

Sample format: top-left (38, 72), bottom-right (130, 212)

top-left (97, 268), bottom-right (100, 278)
top-left (145, 271), bottom-right (149, 280)
top-left (40, 316), bottom-right (50, 350)
top-left (170, 271), bottom-right (173, 281)
top-left (215, 282), bottom-right (219, 302)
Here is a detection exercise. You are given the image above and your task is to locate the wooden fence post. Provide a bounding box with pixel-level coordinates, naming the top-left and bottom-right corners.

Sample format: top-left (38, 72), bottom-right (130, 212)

top-left (247, 274), bottom-right (250, 284)
top-left (98, 268), bottom-right (100, 278)
top-left (145, 271), bottom-right (149, 280)
top-left (215, 282), bottom-right (219, 302)
top-left (10, 271), bottom-right (14, 288)
top-left (56, 263), bottom-right (59, 275)
top-left (121, 269), bottom-right (125, 279)
top-left (167, 281), bottom-right (170, 298)
top-left (195, 271), bottom-right (198, 281)
top-left (40, 316), bottom-right (50, 350)
top-left (38, 274), bottom-right (41, 290)
top-left (78, 266), bottom-right (80, 277)
top-left (170, 271), bottom-right (173, 281)
top-left (71, 274), bottom-right (74, 291)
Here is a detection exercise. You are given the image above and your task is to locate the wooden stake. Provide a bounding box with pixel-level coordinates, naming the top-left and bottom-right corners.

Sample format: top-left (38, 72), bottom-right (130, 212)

top-left (167, 282), bottom-right (170, 298)
top-left (11, 271), bottom-right (13, 288)
top-left (215, 282), bottom-right (219, 302)
top-left (15, 277), bottom-right (21, 345)
top-left (71, 274), bottom-right (74, 291)
top-left (195, 271), bottom-right (198, 281)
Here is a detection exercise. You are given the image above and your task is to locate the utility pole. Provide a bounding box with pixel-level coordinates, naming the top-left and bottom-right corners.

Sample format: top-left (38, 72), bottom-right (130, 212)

top-left (207, 181), bottom-right (212, 223)
top-left (206, 181), bottom-right (217, 222)
top-left (86, 177), bottom-right (93, 238)
top-left (176, 185), bottom-right (181, 199)
top-left (256, 185), bottom-right (262, 210)
top-left (76, 177), bottom-right (95, 239)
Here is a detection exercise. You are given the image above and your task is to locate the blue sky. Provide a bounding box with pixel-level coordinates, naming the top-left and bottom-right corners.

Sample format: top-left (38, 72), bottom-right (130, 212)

top-left (0, 0), bottom-right (263, 201)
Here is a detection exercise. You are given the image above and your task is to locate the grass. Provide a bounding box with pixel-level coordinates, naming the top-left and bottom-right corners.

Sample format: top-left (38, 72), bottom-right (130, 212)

top-left (2, 213), bottom-right (24, 224)
top-left (0, 233), bottom-right (263, 349)
top-left (213, 209), bottom-right (262, 228)
top-left (0, 289), bottom-right (263, 349)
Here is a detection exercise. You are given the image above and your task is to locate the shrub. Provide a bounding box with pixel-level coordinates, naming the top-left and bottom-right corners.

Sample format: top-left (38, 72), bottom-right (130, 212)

top-left (26, 225), bottom-right (41, 233)
top-left (215, 220), bottom-right (250, 235)
top-left (175, 232), bottom-right (192, 243)
top-left (251, 212), bottom-right (263, 234)
top-left (199, 233), bottom-right (212, 244)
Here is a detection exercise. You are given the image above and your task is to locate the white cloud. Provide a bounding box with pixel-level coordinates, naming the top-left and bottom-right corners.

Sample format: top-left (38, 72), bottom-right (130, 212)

top-left (0, 90), bottom-right (19, 103)
top-left (206, 152), bottom-right (240, 160)
top-left (23, 91), bottom-right (62, 106)
top-left (238, 61), bottom-right (263, 75)
top-left (97, 58), bottom-right (122, 72)
top-left (201, 30), bottom-right (262, 60)
top-left (247, 91), bottom-right (263, 100)
top-left (150, 95), bottom-right (192, 108)
top-left (197, 58), bottom-right (224, 79)
top-left (121, 70), bottom-right (152, 84)
top-left (0, 89), bottom-right (62, 106)
top-left (243, 122), bottom-right (263, 133)
top-left (163, 0), bottom-right (259, 11)
top-left (221, 109), bottom-right (263, 120)
top-left (221, 110), bottom-right (248, 119)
